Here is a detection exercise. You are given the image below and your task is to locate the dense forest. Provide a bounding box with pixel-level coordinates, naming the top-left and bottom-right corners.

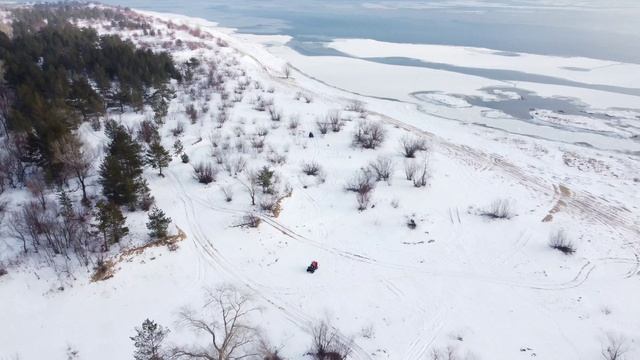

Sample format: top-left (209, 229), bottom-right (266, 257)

top-left (0, 3), bottom-right (178, 268)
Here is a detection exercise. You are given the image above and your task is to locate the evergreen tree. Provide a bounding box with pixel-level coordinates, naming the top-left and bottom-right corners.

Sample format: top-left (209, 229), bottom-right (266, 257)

top-left (172, 139), bottom-right (183, 156)
top-left (257, 166), bottom-right (275, 193)
top-left (130, 319), bottom-right (169, 360)
top-left (94, 201), bottom-right (128, 251)
top-left (145, 140), bottom-right (171, 176)
top-left (146, 206), bottom-right (171, 239)
top-left (99, 120), bottom-right (144, 206)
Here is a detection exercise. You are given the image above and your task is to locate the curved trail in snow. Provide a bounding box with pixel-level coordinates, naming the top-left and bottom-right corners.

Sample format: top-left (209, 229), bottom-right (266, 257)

top-left (167, 170), bottom-right (373, 360)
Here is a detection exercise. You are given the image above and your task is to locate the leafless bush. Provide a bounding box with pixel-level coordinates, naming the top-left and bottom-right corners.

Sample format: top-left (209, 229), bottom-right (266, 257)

top-left (601, 335), bottom-right (628, 360)
top-left (8, 199), bottom-right (91, 267)
top-left (353, 120), bottom-right (385, 149)
top-left (346, 169), bottom-right (376, 211)
top-left (229, 156), bottom-right (247, 175)
top-left (288, 116), bottom-right (300, 132)
top-left (216, 110), bottom-right (229, 126)
top-left (221, 185), bottom-right (233, 202)
top-left (404, 159), bottom-right (418, 180)
top-left (302, 161), bottom-right (323, 176)
top-left (368, 156), bottom-right (394, 182)
top-left (295, 92), bottom-right (313, 103)
top-left (256, 127), bottom-right (269, 137)
top-left (209, 131), bottom-right (222, 150)
top-left (345, 100), bottom-right (365, 113)
top-left (171, 122), bottom-right (185, 137)
top-left (250, 136), bottom-right (265, 152)
top-left (240, 213), bottom-right (261, 228)
top-left (233, 125), bottom-right (245, 138)
top-left (356, 191), bottom-right (372, 211)
top-left (481, 199), bottom-right (514, 219)
top-left (171, 285), bottom-right (259, 360)
top-left (137, 119), bottom-right (160, 144)
top-left (186, 103), bottom-right (198, 124)
top-left (282, 64), bottom-right (292, 79)
top-left (267, 106), bottom-right (282, 121)
top-left (212, 148), bottom-right (229, 165)
top-left (316, 120), bottom-right (330, 135)
top-left (253, 96), bottom-right (272, 112)
top-left (259, 195), bottom-right (278, 213)
top-left (193, 162), bottom-right (217, 184)
top-left (257, 338), bottom-right (285, 360)
top-left (327, 111), bottom-right (343, 132)
top-left (548, 229), bottom-right (575, 255)
top-left (430, 346), bottom-right (460, 360)
top-left (400, 135), bottom-right (428, 158)
top-left (266, 147), bottom-right (287, 165)
top-left (345, 169), bottom-right (376, 194)
top-left (412, 156), bottom-right (430, 188)
top-left (307, 320), bottom-right (353, 360)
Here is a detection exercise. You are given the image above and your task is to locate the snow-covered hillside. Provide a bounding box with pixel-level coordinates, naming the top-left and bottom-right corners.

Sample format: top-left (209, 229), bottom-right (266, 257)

top-left (1, 6), bottom-right (639, 360)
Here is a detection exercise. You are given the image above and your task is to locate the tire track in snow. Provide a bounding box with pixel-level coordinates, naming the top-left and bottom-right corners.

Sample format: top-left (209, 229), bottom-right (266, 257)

top-left (167, 170), bottom-right (373, 360)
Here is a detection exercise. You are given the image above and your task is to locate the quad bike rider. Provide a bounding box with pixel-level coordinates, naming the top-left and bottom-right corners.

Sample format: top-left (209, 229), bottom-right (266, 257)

top-left (306, 260), bottom-right (318, 273)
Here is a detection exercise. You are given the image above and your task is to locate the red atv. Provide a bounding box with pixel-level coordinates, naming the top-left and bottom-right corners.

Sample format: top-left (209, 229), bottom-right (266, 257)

top-left (306, 261), bottom-right (318, 273)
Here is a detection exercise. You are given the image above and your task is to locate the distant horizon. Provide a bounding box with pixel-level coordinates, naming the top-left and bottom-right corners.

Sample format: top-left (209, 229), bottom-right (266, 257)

top-left (12, 0), bottom-right (640, 63)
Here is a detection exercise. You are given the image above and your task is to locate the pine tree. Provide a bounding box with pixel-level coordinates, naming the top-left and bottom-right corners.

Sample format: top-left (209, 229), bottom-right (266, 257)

top-left (146, 206), bottom-right (171, 239)
top-left (257, 166), bottom-right (275, 193)
top-left (172, 139), bottom-right (183, 156)
top-left (99, 121), bottom-right (144, 206)
top-left (145, 140), bottom-right (171, 176)
top-left (130, 319), bottom-right (169, 360)
top-left (94, 201), bottom-right (129, 251)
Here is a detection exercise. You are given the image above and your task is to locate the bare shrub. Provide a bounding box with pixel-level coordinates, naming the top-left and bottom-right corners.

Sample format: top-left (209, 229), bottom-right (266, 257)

top-left (257, 338), bottom-right (285, 360)
top-left (193, 162), bottom-right (217, 184)
top-left (212, 148), bottom-right (229, 165)
top-left (295, 92), bottom-right (313, 103)
top-left (185, 103), bottom-right (198, 124)
top-left (302, 161), bottom-right (323, 176)
top-left (400, 135), bottom-right (428, 158)
top-left (259, 195), bottom-right (278, 213)
top-left (430, 346), bottom-right (460, 360)
top-left (346, 169), bottom-right (376, 211)
top-left (282, 64), bottom-right (292, 79)
top-left (368, 156), bottom-right (394, 182)
top-left (601, 335), bottom-right (628, 360)
top-left (327, 111), bottom-right (343, 132)
top-left (229, 156), bottom-right (247, 175)
top-left (267, 106), bottom-right (282, 121)
top-left (216, 110), bottom-right (229, 126)
top-left (404, 159), bottom-right (418, 181)
top-left (316, 120), bottom-right (330, 135)
top-left (353, 120), bottom-right (385, 149)
top-left (240, 213), bottom-right (261, 228)
top-left (345, 169), bottom-right (376, 194)
top-left (548, 229), bottom-right (576, 255)
top-left (307, 320), bottom-right (353, 360)
top-left (221, 185), bottom-right (233, 202)
top-left (137, 119), bottom-right (160, 144)
top-left (481, 199), bottom-right (514, 219)
top-left (266, 147), bottom-right (287, 165)
top-left (412, 156), bottom-right (430, 188)
top-left (171, 122), bottom-right (185, 137)
top-left (345, 100), bottom-right (365, 113)
top-left (356, 191), bottom-right (372, 211)
top-left (171, 285), bottom-right (259, 360)
top-left (288, 116), bottom-right (300, 132)
top-left (249, 136), bottom-right (265, 152)
top-left (256, 127), bottom-right (269, 137)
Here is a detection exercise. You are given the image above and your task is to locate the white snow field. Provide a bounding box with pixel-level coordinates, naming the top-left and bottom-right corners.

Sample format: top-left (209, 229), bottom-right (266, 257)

top-left (1, 7), bottom-right (640, 360)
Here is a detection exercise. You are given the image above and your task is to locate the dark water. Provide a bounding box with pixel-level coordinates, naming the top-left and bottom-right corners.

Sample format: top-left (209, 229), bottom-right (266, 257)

top-left (17, 0), bottom-right (640, 64)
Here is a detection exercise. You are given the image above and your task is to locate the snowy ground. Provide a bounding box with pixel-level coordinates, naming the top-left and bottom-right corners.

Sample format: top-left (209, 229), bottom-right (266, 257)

top-left (1, 7), bottom-right (640, 360)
